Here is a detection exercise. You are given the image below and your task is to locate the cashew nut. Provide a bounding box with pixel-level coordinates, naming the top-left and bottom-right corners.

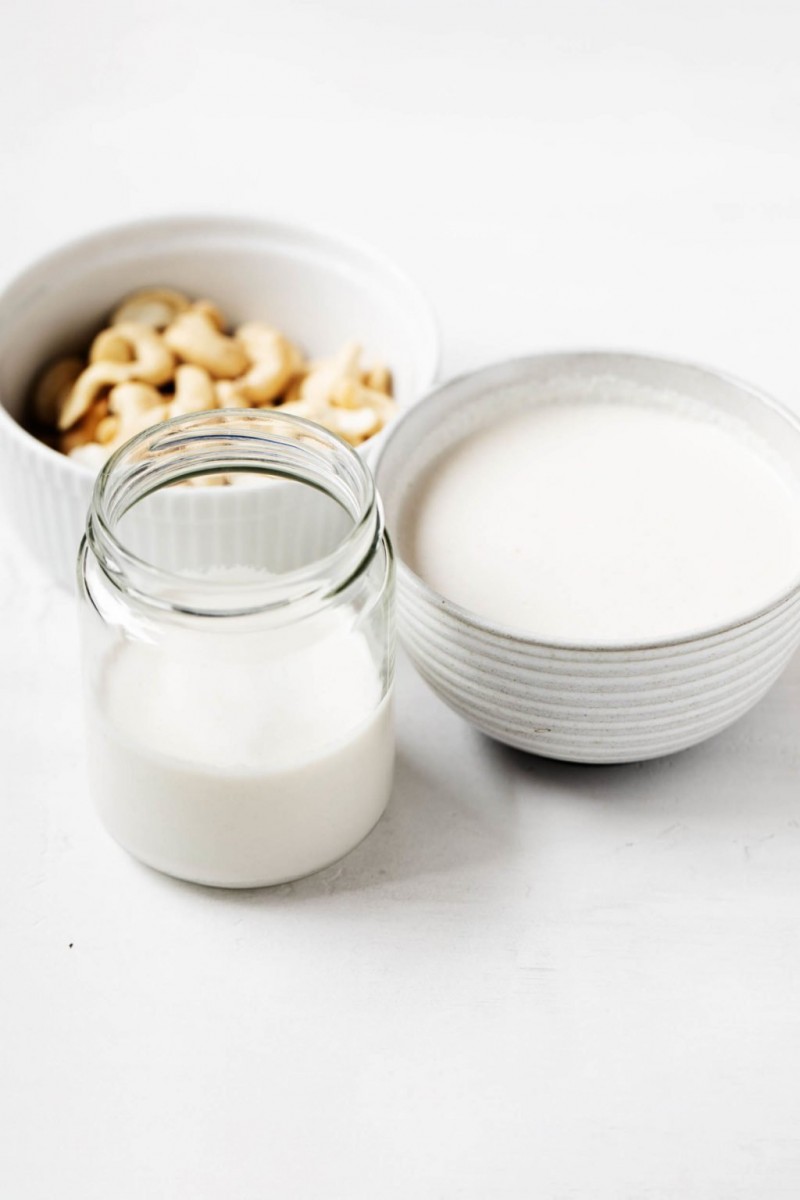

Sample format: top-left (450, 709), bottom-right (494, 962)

top-left (95, 414), bottom-right (121, 445)
top-left (171, 364), bottom-right (216, 415)
top-left (59, 324), bottom-right (174, 430)
top-left (278, 395), bottom-right (378, 444)
top-left (121, 402), bottom-right (171, 438)
top-left (108, 381), bottom-right (164, 422)
top-left (275, 399), bottom-right (320, 421)
top-left (278, 342), bottom-right (391, 446)
top-left (89, 328), bottom-right (135, 365)
top-left (325, 405), bottom-right (383, 445)
top-left (111, 288), bottom-right (190, 330)
top-left (215, 380), bottom-right (252, 409)
top-left (278, 375), bottom-right (304, 405)
top-left (282, 397), bottom-right (382, 446)
top-left (107, 323), bottom-right (175, 386)
top-left (298, 341), bottom-right (362, 406)
top-left (104, 400), bottom-right (172, 454)
top-left (363, 364), bottom-right (393, 396)
top-left (33, 357), bottom-right (84, 426)
top-left (35, 285), bottom-right (395, 470)
top-left (59, 398), bottom-right (111, 453)
top-left (331, 378), bottom-right (396, 419)
top-left (280, 377), bottom-right (388, 444)
top-left (190, 299), bottom-right (226, 331)
top-left (163, 311), bottom-right (249, 378)
top-left (233, 323), bottom-right (303, 404)
top-left (57, 361), bottom-right (132, 430)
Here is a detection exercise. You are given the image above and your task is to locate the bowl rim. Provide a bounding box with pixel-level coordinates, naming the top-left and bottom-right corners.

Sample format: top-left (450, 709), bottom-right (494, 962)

top-left (0, 210), bottom-right (441, 480)
top-left (373, 349), bottom-right (800, 654)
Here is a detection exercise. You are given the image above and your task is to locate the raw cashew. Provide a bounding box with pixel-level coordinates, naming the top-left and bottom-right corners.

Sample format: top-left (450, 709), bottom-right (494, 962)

top-left (121, 402), bottom-right (171, 438)
top-left (163, 311), bottom-right (249, 378)
top-left (298, 341), bottom-right (362, 406)
top-left (172, 365), bottom-right (216, 415)
top-left (35, 284), bottom-right (395, 470)
top-left (325, 405), bottom-right (383, 445)
top-left (190, 299), bottom-right (226, 331)
top-left (215, 380), bottom-right (252, 409)
top-left (108, 381), bottom-right (164, 421)
top-left (279, 375), bottom-right (304, 405)
top-left (90, 328), bottom-right (135, 365)
top-left (57, 361), bottom-right (132, 430)
top-left (106, 323), bottom-right (175, 386)
top-left (95, 414), bottom-right (121, 445)
top-left (234, 323), bottom-right (303, 404)
top-left (289, 399), bottom-right (381, 445)
top-left (111, 288), bottom-right (190, 330)
top-left (105, 401), bottom-right (172, 453)
top-left (280, 388), bottom-right (384, 445)
top-left (59, 399), bottom-right (111, 452)
top-left (363, 364), bottom-right (392, 396)
top-left (33, 357), bottom-right (83, 426)
top-left (331, 378), bottom-right (395, 418)
top-left (277, 399), bottom-right (320, 421)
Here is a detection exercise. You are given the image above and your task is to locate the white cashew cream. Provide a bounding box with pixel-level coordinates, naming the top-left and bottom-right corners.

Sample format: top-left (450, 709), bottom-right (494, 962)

top-left (399, 395), bottom-right (800, 644)
top-left (86, 612), bottom-right (393, 888)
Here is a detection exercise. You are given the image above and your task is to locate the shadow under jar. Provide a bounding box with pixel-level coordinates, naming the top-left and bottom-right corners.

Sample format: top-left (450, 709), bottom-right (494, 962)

top-left (78, 410), bottom-right (395, 888)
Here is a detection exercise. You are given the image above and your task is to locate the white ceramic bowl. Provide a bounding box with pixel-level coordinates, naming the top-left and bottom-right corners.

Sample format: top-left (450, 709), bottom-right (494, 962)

top-left (0, 215), bottom-right (439, 589)
top-left (373, 352), bottom-right (800, 764)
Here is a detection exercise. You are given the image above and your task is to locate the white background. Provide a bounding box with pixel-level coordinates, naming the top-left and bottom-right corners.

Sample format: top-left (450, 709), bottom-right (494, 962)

top-left (3, 1), bottom-right (800, 1196)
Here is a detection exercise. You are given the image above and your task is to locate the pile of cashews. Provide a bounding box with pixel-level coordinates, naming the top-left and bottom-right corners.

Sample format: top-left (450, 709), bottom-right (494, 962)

top-left (32, 287), bottom-right (396, 477)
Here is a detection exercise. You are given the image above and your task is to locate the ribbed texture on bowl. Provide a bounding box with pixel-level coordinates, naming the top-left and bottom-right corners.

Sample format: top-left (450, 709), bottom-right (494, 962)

top-left (0, 424), bottom-right (356, 586)
top-left (374, 352), bottom-right (800, 764)
top-left (0, 215), bottom-right (439, 591)
top-left (398, 568), bottom-right (800, 762)
top-left (0, 435), bottom-right (91, 588)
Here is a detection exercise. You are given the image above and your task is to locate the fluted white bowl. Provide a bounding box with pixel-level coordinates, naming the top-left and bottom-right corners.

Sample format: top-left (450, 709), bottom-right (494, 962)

top-left (0, 215), bottom-right (439, 590)
top-left (373, 353), bottom-right (800, 764)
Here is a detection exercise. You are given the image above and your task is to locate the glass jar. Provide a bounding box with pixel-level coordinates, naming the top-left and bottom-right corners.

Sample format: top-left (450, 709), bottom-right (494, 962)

top-left (77, 410), bottom-right (395, 888)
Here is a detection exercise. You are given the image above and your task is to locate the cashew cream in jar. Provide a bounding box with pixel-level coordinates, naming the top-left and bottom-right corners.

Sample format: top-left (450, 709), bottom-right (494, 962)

top-left (78, 410), bottom-right (395, 887)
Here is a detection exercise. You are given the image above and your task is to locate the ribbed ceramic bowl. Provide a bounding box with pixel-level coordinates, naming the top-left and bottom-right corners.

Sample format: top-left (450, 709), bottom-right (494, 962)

top-left (373, 353), bottom-right (800, 764)
top-left (0, 215), bottom-right (439, 589)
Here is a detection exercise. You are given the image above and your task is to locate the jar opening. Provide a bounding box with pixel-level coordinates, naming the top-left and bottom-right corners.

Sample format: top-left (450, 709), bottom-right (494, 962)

top-left (84, 409), bottom-right (382, 617)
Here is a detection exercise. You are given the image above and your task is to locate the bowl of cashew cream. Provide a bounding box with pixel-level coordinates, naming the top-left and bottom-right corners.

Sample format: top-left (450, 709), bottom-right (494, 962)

top-left (374, 353), bottom-right (800, 763)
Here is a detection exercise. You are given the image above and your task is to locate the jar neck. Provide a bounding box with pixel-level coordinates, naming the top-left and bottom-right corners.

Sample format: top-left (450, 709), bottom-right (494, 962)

top-left (85, 409), bottom-right (384, 619)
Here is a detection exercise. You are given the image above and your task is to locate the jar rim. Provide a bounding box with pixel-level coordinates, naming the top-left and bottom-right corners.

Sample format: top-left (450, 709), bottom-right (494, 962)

top-left (83, 409), bottom-right (384, 619)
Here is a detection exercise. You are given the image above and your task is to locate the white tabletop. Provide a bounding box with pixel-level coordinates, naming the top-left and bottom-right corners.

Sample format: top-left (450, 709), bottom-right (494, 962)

top-left (3, 1), bottom-right (800, 1196)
